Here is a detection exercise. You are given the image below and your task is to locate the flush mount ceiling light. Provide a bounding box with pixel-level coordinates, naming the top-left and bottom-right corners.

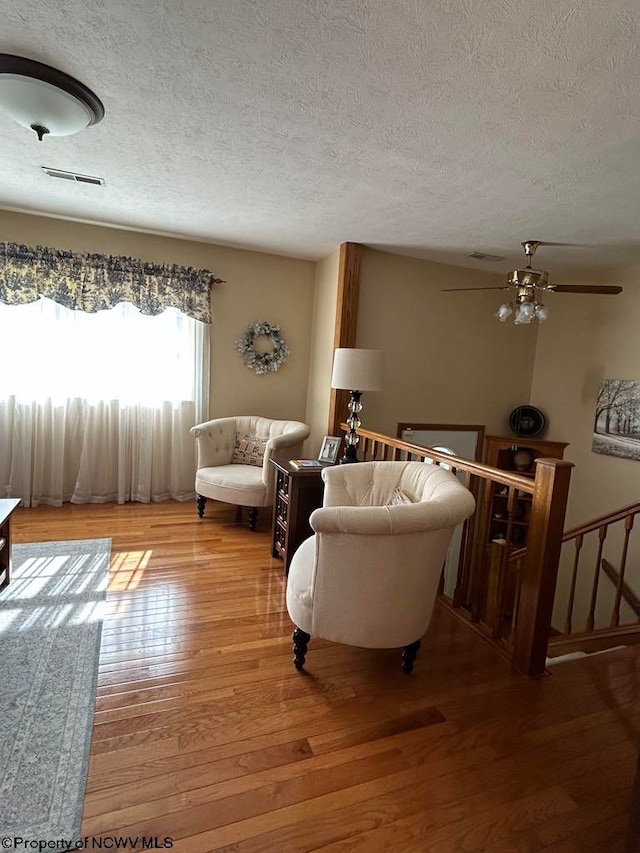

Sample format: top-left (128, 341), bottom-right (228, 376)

top-left (0, 54), bottom-right (104, 141)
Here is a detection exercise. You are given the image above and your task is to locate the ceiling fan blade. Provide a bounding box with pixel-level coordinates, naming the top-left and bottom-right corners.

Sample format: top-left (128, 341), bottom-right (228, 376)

top-left (442, 286), bottom-right (510, 292)
top-left (535, 241), bottom-right (591, 248)
top-left (548, 284), bottom-right (623, 295)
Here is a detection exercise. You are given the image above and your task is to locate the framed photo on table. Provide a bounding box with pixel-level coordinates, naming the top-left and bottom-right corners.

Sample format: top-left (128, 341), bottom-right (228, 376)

top-left (318, 435), bottom-right (341, 464)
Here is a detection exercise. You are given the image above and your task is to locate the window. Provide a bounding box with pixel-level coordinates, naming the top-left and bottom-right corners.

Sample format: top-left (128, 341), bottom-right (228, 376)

top-left (0, 297), bottom-right (209, 506)
top-left (0, 297), bottom-right (200, 404)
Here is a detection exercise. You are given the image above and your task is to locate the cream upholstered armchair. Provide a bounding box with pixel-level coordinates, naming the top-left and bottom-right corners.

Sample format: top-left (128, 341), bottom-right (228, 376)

top-left (191, 416), bottom-right (310, 530)
top-left (286, 460), bottom-right (476, 672)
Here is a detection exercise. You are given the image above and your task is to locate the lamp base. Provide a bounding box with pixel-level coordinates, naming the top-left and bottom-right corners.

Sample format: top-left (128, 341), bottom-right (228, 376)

top-left (339, 444), bottom-right (359, 464)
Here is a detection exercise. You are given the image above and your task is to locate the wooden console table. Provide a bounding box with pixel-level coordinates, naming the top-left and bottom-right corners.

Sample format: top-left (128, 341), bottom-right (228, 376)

top-left (0, 498), bottom-right (21, 589)
top-left (270, 460), bottom-right (329, 575)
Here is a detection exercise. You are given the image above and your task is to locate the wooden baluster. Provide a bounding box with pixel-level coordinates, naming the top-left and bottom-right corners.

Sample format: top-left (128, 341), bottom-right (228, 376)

top-left (512, 458), bottom-right (573, 676)
top-left (452, 472), bottom-right (478, 609)
top-left (468, 477), bottom-right (496, 623)
top-left (587, 525), bottom-right (608, 632)
top-left (510, 554), bottom-right (524, 640)
top-left (612, 515), bottom-right (635, 627)
top-left (564, 533), bottom-right (583, 635)
top-left (492, 487), bottom-right (516, 639)
top-left (483, 542), bottom-right (504, 630)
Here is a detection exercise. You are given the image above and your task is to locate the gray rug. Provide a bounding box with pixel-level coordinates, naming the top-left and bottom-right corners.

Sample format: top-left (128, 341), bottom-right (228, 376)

top-left (0, 538), bottom-right (111, 839)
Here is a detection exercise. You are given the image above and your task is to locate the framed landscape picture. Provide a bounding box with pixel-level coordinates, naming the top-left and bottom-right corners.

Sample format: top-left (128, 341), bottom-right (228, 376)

top-left (592, 378), bottom-right (640, 461)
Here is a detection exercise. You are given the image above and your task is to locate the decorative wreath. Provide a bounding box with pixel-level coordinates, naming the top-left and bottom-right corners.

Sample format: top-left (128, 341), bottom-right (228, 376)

top-left (234, 321), bottom-right (290, 375)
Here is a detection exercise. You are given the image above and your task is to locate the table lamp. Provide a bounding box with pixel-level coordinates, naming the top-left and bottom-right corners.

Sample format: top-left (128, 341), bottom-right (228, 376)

top-left (330, 348), bottom-right (383, 463)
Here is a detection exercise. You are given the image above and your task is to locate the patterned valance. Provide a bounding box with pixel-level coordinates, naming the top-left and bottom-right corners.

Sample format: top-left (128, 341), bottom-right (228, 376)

top-left (0, 242), bottom-right (224, 324)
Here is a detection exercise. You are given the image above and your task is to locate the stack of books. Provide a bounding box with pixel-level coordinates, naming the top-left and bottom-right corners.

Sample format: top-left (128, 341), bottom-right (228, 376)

top-left (289, 459), bottom-right (328, 469)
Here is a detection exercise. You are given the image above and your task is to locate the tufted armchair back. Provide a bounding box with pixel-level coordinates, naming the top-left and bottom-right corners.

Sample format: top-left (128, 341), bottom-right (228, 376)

top-left (191, 416), bottom-right (310, 526)
top-left (192, 416), bottom-right (308, 473)
top-left (286, 460), bottom-right (476, 669)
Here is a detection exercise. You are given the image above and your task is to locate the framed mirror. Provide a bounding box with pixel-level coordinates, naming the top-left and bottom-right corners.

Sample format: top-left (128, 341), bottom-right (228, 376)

top-left (396, 422), bottom-right (485, 604)
top-left (396, 422), bottom-right (484, 464)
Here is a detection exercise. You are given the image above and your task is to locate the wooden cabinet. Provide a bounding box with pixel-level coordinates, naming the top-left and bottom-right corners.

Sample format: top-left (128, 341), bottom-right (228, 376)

top-left (482, 435), bottom-right (569, 550)
top-left (0, 498), bottom-right (21, 589)
top-left (270, 460), bottom-right (328, 575)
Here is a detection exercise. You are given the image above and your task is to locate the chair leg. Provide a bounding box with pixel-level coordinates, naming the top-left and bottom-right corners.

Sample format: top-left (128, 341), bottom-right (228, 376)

top-left (401, 640), bottom-right (421, 674)
top-left (248, 507), bottom-right (258, 531)
top-left (292, 627), bottom-right (311, 671)
top-left (196, 495), bottom-right (207, 518)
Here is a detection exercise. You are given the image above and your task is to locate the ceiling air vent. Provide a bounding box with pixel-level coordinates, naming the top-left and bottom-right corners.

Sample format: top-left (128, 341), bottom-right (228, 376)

top-left (467, 251), bottom-right (504, 261)
top-left (42, 167), bottom-right (105, 186)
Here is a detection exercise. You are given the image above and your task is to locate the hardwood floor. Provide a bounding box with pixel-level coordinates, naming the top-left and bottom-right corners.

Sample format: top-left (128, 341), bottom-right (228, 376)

top-left (12, 500), bottom-right (640, 851)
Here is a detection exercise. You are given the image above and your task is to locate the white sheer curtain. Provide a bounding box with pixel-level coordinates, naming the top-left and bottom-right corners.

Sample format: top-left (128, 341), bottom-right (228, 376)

top-left (0, 298), bottom-right (209, 506)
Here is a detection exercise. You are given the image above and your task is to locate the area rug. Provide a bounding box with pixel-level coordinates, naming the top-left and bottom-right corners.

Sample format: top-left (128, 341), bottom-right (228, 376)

top-left (0, 538), bottom-right (111, 839)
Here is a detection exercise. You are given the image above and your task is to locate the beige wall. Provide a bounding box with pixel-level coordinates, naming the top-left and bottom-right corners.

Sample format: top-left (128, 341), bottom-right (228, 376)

top-left (0, 210), bottom-right (316, 422)
top-left (304, 248), bottom-right (340, 454)
top-left (528, 278), bottom-right (640, 630)
top-left (355, 248), bottom-right (538, 443)
top-left (530, 280), bottom-right (640, 526)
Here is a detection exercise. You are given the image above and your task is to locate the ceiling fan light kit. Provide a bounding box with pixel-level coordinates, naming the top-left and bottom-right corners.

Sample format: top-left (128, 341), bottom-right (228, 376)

top-left (0, 54), bottom-right (104, 141)
top-left (446, 239), bottom-right (622, 324)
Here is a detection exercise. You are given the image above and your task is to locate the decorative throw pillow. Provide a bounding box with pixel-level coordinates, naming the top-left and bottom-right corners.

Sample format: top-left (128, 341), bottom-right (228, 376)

top-left (388, 486), bottom-right (412, 506)
top-left (232, 433), bottom-right (268, 467)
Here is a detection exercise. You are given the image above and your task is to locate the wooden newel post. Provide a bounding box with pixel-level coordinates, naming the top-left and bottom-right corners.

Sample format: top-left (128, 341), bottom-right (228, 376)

top-left (513, 458), bottom-right (574, 676)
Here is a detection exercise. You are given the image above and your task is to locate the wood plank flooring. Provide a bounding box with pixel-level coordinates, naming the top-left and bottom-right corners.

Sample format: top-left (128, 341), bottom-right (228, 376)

top-left (11, 500), bottom-right (640, 851)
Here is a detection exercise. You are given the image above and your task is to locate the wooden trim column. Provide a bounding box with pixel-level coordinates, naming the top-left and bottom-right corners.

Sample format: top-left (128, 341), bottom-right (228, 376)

top-left (512, 458), bottom-right (574, 676)
top-left (328, 242), bottom-right (363, 437)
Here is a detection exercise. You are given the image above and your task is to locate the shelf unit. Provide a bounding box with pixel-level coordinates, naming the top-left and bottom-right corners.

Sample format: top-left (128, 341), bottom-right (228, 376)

top-left (0, 498), bottom-right (21, 589)
top-left (477, 435), bottom-right (569, 633)
top-left (482, 434), bottom-right (569, 550)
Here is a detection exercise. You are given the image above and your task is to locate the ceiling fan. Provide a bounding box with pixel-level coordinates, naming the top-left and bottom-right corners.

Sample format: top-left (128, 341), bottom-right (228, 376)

top-left (443, 240), bottom-right (623, 324)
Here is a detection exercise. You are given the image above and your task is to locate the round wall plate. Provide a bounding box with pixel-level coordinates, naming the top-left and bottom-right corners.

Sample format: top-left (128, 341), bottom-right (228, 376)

top-left (509, 405), bottom-right (546, 438)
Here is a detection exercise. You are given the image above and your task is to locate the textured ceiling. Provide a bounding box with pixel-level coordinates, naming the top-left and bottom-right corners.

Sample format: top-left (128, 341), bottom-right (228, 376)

top-left (2, 0), bottom-right (640, 279)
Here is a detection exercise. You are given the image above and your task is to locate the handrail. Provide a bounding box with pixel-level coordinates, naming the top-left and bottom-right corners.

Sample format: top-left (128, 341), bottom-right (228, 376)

top-left (340, 424), bottom-right (535, 492)
top-left (509, 500), bottom-right (640, 562)
top-left (562, 501), bottom-right (640, 540)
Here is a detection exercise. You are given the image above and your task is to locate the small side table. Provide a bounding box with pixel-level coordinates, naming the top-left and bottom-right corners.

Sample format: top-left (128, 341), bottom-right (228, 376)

top-left (0, 498), bottom-right (21, 589)
top-left (270, 460), bottom-right (329, 575)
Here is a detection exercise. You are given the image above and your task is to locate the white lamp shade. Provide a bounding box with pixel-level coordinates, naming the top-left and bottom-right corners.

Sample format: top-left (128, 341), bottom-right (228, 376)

top-left (331, 348), bottom-right (384, 391)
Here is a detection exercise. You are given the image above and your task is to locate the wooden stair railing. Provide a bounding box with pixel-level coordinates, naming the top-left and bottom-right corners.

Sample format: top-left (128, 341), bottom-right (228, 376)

top-left (340, 425), bottom-right (573, 676)
top-left (512, 500), bottom-right (640, 653)
top-left (559, 502), bottom-right (640, 639)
